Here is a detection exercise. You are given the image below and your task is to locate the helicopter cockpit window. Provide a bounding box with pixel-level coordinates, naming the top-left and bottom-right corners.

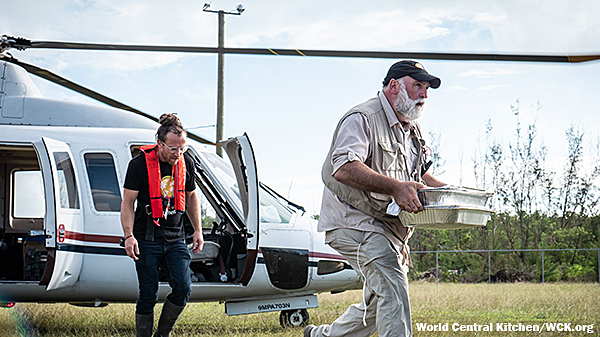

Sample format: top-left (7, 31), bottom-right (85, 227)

top-left (84, 153), bottom-right (122, 212)
top-left (53, 152), bottom-right (80, 209)
top-left (12, 170), bottom-right (45, 218)
top-left (201, 152), bottom-right (293, 224)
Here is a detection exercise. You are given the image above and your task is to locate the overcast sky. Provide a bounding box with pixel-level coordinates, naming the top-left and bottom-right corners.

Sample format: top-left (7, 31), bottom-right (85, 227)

top-left (3, 0), bottom-right (600, 214)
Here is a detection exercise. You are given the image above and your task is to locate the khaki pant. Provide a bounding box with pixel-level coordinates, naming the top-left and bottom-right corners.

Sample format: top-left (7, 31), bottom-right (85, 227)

top-left (309, 228), bottom-right (411, 337)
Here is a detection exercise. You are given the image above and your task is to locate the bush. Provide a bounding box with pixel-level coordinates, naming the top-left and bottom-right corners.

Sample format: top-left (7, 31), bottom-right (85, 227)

top-left (563, 264), bottom-right (597, 282)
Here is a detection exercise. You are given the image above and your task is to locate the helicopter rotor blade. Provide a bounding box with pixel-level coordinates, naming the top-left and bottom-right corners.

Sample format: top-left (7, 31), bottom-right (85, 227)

top-left (0, 55), bottom-right (214, 145)
top-left (226, 48), bottom-right (600, 63)
top-left (6, 36), bottom-right (600, 63)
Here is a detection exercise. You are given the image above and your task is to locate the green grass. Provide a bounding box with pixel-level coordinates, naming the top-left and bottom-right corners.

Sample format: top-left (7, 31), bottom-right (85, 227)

top-left (1, 283), bottom-right (599, 336)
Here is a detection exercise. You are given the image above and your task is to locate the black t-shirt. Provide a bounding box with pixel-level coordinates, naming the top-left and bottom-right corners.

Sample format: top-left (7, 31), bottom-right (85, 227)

top-left (124, 151), bottom-right (196, 242)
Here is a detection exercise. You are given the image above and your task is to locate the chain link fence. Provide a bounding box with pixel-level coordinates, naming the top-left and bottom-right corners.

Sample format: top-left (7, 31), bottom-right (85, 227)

top-left (410, 248), bottom-right (600, 284)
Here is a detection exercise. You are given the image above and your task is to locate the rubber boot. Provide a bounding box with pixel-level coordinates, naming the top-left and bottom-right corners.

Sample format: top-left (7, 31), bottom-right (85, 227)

top-left (154, 298), bottom-right (185, 337)
top-left (136, 313), bottom-right (154, 337)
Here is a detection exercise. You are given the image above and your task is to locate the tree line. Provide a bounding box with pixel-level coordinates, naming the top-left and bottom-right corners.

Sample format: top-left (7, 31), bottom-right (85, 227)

top-left (411, 100), bottom-right (600, 283)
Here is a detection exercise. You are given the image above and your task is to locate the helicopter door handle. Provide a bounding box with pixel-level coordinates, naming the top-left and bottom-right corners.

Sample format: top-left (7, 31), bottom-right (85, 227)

top-left (58, 224), bottom-right (65, 243)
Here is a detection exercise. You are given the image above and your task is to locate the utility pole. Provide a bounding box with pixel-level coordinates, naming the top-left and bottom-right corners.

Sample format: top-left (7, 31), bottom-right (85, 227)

top-left (203, 3), bottom-right (244, 157)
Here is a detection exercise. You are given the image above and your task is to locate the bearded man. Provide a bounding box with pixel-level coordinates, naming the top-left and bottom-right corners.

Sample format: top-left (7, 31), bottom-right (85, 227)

top-left (305, 61), bottom-right (445, 337)
top-left (121, 114), bottom-right (203, 337)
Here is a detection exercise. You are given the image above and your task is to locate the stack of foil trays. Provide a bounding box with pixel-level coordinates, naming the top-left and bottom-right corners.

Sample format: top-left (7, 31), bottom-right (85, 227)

top-left (396, 186), bottom-right (494, 230)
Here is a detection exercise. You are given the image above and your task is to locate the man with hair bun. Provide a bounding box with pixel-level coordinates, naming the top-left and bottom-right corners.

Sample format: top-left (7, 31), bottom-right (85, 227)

top-left (121, 113), bottom-right (203, 337)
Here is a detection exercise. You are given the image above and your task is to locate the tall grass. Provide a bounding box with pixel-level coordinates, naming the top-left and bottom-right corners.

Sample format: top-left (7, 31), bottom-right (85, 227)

top-left (1, 283), bottom-right (599, 336)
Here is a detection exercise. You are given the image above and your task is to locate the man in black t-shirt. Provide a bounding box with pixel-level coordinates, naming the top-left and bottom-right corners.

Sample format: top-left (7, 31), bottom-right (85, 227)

top-left (124, 152), bottom-right (196, 242)
top-left (121, 114), bottom-right (203, 337)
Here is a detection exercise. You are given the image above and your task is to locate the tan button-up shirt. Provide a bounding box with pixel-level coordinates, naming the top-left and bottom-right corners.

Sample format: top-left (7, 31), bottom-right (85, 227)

top-left (318, 91), bottom-right (420, 257)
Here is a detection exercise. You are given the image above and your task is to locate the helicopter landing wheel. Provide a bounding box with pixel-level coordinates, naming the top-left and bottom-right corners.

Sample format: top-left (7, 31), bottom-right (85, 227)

top-left (279, 309), bottom-right (309, 327)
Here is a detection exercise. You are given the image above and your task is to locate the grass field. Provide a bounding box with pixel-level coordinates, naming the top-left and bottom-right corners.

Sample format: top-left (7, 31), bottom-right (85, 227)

top-left (1, 282), bottom-right (599, 336)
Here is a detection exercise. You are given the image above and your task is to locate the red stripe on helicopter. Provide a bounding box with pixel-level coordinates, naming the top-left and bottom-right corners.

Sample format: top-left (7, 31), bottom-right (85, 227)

top-left (309, 252), bottom-right (346, 261)
top-left (64, 230), bottom-right (121, 244)
top-left (62, 233), bottom-right (347, 260)
top-left (257, 247), bottom-right (345, 261)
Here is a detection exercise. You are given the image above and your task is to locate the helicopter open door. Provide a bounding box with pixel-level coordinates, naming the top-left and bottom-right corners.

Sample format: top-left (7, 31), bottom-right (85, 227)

top-left (221, 134), bottom-right (259, 282)
top-left (42, 137), bottom-right (84, 291)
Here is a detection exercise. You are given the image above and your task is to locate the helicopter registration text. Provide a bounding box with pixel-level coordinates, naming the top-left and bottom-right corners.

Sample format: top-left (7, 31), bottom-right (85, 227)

top-left (258, 302), bottom-right (291, 311)
top-left (225, 295), bottom-right (318, 316)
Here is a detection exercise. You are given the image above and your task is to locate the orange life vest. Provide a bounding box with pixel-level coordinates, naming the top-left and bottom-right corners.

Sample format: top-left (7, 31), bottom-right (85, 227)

top-left (140, 144), bottom-right (186, 225)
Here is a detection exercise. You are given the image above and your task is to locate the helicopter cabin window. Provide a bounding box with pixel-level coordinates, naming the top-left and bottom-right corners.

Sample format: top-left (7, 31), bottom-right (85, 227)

top-left (12, 170), bottom-right (45, 218)
top-left (84, 153), bottom-right (122, 212)
top-left (53, 152), bottom-right (80, 209)
top-left (130, 145), bottom-right (144, 159)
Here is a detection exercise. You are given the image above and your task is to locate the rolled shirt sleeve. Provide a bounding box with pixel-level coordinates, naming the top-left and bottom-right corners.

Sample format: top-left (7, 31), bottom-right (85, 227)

top-left (330, 113), bottom-right (371, 175)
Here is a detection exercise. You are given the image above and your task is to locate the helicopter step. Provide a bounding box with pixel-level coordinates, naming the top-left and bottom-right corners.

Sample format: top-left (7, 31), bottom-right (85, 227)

top-left (224, 294), bottom-right (317, 317)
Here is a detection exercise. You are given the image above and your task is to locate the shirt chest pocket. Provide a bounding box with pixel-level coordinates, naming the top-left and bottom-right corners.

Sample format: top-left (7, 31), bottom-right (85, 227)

top-left (378, 141), bottom-right (405, 172)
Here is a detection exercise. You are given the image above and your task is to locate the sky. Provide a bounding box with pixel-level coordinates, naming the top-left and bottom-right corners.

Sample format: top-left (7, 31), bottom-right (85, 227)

top-left (3, 0), bottom-right (600, 215)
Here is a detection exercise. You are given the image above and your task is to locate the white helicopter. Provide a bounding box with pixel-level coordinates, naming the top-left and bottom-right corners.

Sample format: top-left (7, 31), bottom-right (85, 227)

top-left (0, 58), bottom-right (360, 327)
top-left (0, 35), bottom-right (597, 327)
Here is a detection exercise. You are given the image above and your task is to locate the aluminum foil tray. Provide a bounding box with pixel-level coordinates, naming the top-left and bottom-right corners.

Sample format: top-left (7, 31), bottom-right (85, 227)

top-left (418, 186), bottom-right (492, 208)
top-left (398, 206), bottom-right (493, 230)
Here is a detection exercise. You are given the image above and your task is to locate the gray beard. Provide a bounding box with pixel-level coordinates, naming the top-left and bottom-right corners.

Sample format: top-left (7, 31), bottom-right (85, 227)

top-left (393, 81), bottom-right (424, 121)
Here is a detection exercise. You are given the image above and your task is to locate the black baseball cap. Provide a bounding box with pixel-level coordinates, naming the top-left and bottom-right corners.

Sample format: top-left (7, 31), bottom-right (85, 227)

top-left (382, 60), bottom-right (441, 89)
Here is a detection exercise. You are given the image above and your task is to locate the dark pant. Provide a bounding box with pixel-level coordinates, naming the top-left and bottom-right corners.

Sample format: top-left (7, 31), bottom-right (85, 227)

top-left (135, 240), bottom-right (192, 315)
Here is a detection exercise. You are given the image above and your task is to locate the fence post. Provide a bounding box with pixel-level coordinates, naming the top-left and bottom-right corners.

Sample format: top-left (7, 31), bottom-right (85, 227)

top-left (597, 249), bottom-right (599, 286)
top-left (488, 250), bottom-right (491, 284)
top-left (542, 250), bottom-right (545, 284)
top-left (436, 251), bottom-right (439, 284)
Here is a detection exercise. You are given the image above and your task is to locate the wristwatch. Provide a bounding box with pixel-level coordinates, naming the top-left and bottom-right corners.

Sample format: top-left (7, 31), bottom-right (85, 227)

top-left (119, 234), bottom-right (134, 247)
